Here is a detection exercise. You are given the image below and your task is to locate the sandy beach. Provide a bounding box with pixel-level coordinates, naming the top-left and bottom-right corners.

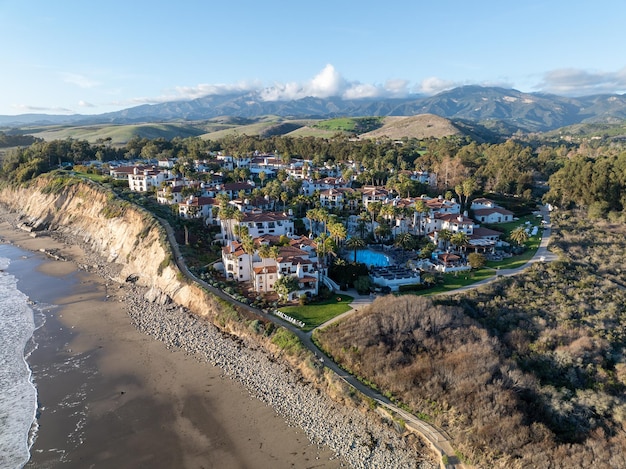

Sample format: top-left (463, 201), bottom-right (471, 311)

top-left (0, 221), bottom-right (342, 469)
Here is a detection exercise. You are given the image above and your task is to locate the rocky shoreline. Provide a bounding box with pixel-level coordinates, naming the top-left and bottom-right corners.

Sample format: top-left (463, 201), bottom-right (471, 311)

top-left (122, 284), bottom-right (434, 469)
top-left (8, 209), bottom-right (436, 469)
top-left (86, 254), bottom-right (435, 469)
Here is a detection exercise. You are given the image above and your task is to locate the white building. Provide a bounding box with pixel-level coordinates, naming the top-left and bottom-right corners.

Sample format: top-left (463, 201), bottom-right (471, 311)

top-left (470, 198), bottom-right (514, 224)
top-left (221, 236), bottom-right (319, 300)
top-left (128, 167), bottom-right (171, 192)
top-left (221, 211), bottom-right (294, 241)
top-left (178, 196), bottom-right (216, 222)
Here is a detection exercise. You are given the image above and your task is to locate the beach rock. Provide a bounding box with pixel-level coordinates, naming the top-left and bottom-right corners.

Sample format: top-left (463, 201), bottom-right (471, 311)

top-left (144, 286), bottom-right (171, 305)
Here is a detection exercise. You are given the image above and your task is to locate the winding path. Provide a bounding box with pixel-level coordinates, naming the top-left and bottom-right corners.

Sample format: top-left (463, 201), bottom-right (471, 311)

top-left (160, 206), bottom-right (556, 469)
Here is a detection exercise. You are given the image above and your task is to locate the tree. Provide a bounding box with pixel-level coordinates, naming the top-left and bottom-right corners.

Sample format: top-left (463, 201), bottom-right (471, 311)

top-left (328, 221), bottom-right (347, 247)
top-left (357, 211), bottom-right (369, 238)
top-left (274, 275), bottom-right (299, 302)
top-left (366, 201), bottom-right (381, 239)
top-left (467, 252), bottom-right (486, 270)
top-left (394, 232), bottom-right (416, 251)
top-left (219, 205), bottom-right (236, 241)
top-left (346, 236), bottom-right (366, 263)
top-left (280, 191), bottom-right (289, 211)
top-left (450, 231), bottom-right (470, 251)
top-left (241, 233), bottom-right (256, 289)
top-left (259, 170), bottom-right (267, 187)
top-left (307, 207), bottom-right (329, 235)
top-left (258, 244), bottom-right (280, 293)
top-left (510, 226), bottom-right (530, 246)
top-left (374, 223), bottom-right (392, 242)
top-left (231, 209), bottom-right (245, 241)
top-left (315, 232), bottom-right (336, 286)
top-left (438, 229), bottom-right (452, 250)
top-left (413, 199), bottom-right (429, 237)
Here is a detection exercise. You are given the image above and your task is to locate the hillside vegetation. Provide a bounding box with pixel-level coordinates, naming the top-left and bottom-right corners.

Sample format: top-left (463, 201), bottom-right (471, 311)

top-left (26, 123), bottom-right (206, 144)
top-left (359, 114), bottom-right (462, 140)
top-left (315, 213), bottom-right (626, 468)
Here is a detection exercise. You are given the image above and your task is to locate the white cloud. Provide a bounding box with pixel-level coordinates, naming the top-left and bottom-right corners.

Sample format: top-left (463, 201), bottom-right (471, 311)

top-left (174, 80), bottom-right (263, 100)
top-left (415, 77), bottom-right (460, 95)
top-left (536, 67), bottom-right (626, 95)
top-left (78, 100), bottom-right (95, 108)
top-left (13, 104), bottom-right (74, 113)
top-left (61, 72), bottom-right (100, 89)
top-left (260, 65), bottom-right (414, 101)
top-left (383, 79), bottom-right (411, 97)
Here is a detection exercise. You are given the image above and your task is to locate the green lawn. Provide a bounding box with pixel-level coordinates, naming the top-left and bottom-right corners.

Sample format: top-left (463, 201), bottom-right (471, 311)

top-left (280, 294), bottom-right (354, 330)
top-left (417, 268), bottom-right (496, 295)
top-left (69, 171), bottom-right (107, 183)
top-left (415, 216), bottom-right (547, 294)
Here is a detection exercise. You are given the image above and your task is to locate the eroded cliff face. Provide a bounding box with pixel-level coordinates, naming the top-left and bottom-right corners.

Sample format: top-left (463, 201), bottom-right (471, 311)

top-left (0, 177), bottom-right (220, 318)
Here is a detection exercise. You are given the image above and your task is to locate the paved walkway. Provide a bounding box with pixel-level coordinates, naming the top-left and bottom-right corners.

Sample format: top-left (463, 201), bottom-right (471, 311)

top-left (161, 207), bottom-right (556, 469)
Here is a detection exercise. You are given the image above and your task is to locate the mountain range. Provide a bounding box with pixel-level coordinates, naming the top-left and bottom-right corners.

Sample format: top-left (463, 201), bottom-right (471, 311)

top-left (2, 86), bottom-right (626, 134)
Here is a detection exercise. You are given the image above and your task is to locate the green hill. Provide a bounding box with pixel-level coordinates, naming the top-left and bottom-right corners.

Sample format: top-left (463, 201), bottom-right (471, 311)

top-left (24, 123), bottom-right (207, 144)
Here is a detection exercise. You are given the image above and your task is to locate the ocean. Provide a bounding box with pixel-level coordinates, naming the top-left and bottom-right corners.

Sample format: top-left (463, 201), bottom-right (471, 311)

top-left (0, 244), bottom-right (74, 469)
top-left (0, 252), bottom-right (39, 469)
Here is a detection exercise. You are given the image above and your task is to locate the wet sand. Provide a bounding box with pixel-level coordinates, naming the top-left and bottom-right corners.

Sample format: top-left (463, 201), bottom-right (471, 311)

top-left (0, 221), bottom-right (342, 469)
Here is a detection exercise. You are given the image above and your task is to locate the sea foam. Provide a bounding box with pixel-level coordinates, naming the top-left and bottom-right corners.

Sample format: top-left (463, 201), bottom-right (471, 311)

top-left (0, 257), bottom-right (38, 469)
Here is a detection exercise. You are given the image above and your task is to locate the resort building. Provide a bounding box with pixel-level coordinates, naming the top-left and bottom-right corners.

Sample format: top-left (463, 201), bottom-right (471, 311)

top-left (219, 211), bottom-right (294, 242)
top-left (128, 167), bottom-right (171, 192)
top-left (220, 236), bottom-right (319, 301)
top-left (178, 196), bottom-right (216, 222)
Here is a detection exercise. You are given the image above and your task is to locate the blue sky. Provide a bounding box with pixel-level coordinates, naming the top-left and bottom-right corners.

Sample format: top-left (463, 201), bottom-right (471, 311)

top-left (1, 0), bottom-right (625, 115)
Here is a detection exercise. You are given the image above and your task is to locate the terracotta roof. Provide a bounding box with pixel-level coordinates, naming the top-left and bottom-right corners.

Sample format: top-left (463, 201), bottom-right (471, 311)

top-left (320, 187), bottom-right (355, 196)
top-left (289, 236), bottom-right (315, 248)
top-left (438, 253), bottom-right (461, 262)
top-left (253, 265), bottom-right (278, 274)
top-left (473, 207), bottom-right (514, 216)
top-left (182, 196), bottom-right (215, 207)
top-left (242, 211), bottom-right (290, 222)
top-left (437, 213), bottom-right (475, 224)
top-left (471, 198), bottom-right (494, 205)
top-left (471, 227), bottom-right (503, 238)
top-left (223, 182), bottom-right (255, 191)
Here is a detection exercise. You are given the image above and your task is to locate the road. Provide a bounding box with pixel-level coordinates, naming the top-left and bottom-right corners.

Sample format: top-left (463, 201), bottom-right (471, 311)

top-left (158, 208), bottom-right (556, 469)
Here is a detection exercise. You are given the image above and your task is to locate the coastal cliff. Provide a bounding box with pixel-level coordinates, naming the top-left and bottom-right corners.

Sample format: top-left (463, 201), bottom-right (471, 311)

top-left (0, 176), bottom-right (217, 317)
top-left (0, 176), bottom-right (438, 468)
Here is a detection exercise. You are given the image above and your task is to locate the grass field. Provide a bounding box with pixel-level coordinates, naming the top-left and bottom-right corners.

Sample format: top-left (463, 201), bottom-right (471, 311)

top-left (279, 294), bottom-right (353, 330)
top-left (26, 123), bottom-right (206, 144)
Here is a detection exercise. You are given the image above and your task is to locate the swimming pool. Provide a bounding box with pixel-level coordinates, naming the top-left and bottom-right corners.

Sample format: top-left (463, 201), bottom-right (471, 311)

top-left (350, 248), bottom-right (391, 267)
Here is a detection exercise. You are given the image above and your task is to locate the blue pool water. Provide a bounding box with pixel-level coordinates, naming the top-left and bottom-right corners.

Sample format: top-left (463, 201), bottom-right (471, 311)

top-left (351, 249), bottom-right (390, 267)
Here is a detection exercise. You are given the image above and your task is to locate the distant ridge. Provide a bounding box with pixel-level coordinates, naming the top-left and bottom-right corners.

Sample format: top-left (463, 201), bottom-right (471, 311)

top-left (2, 86), bottom-right (626, 133)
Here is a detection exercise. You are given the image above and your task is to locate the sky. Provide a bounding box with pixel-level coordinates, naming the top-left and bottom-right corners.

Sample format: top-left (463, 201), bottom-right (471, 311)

top-left (1, 0), bottom-right (626, 116)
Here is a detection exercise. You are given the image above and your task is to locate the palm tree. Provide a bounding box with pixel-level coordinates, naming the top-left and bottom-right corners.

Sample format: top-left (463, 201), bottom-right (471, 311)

top-left (413, 199), bottom-right (429, 237)
top-left (346, 236), bottom-right (366, 263)
top-left (510, 226), bottom-right (530, 246)
top-left (450, 231), bottom-right (470, 252)
top-left (231, 209), bottom-right (245, 241)
top-left (356, 211), bottom-right (369, 238)
top-left (394, 232), bottom-right (415, 251)
top-left (219, 205), bottom-right (235, 242)
top-left (374, 223), bottom-right (392, 242)
top-left (366, 201), bottom-right (382, 240)
top-left (240, 233), bottom-right (256, 289)
top-left (327, 221), bottom-right (347, 248)
top-left (315, 233), bottom-right (336, 286)
top-left (258, 244), bottom-right (280, 294)
top-left (438, 229), bottom-right (452, 251)
top-left (461, 177), bottom-right (477, 212)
